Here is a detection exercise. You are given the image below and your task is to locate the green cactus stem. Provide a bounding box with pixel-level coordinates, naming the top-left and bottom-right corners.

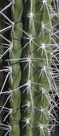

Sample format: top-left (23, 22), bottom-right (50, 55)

top-left (20, 0), bottom-right (52, 136)
top-left (0, 0), bottom-right (59, 136)
top-left (9, 0), bottom-right (23, 135)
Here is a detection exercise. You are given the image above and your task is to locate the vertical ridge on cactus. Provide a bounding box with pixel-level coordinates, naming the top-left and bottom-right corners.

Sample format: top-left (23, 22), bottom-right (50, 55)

top-left (20, 0), bottom-right (59, 136)
top-left (20, 0), bottom-right (52, 136)
top-left (9, 0), bottom-right (23, 136)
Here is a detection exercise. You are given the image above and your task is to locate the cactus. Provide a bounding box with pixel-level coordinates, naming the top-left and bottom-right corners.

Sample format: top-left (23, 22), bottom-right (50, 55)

top-left (20, 0), bottom-right (52, 136)
top-left (9, 0), bottom-right (23, 135)
top-left (0, 1), bottom-right (12, 136)
top-left (0, 0), bottom-right (59, 136)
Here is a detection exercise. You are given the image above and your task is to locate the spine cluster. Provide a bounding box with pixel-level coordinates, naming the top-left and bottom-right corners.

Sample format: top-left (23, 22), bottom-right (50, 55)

top-left (0, 0), bottom-right (59, 136)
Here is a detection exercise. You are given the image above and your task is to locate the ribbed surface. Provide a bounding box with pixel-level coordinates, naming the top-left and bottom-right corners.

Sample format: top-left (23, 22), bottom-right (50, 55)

top-left (9, 0), bottom-right (23, 135)
top-left (0, 0), bottom-right (59, 136)
top-left (20, 0), bottom-right (59, 136)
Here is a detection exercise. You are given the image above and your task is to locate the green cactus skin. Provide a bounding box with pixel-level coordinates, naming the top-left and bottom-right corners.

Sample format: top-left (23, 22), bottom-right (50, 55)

top-left (9, 0), bottom-right (23, 136)
top-left (0, 0), bottom-right (59, 136)
top-left (20, 0), bottom-right (52, 136)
